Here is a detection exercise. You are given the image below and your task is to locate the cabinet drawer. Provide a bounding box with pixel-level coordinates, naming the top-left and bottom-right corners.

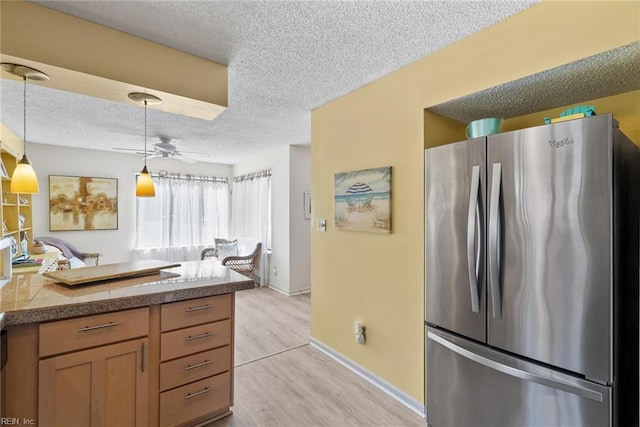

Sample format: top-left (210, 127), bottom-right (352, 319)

top-left (161, 319), bottom-right (231, 361)
top-left (159, 371), bottom-right (230, 427)
top-left (161, 294), bottom-right (232, 332)
top-left (160, 346), bottom-right (231, 392)
top-left (39, 307), bottom-right (149, 357)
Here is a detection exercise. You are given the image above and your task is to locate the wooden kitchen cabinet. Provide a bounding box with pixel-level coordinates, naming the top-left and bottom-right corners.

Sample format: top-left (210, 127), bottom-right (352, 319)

top-left (39, 307), bottom-right (149, 357)
top-left (160, 372), bottom-right (230, 427)
top-left (159, 293), bottom-right (234, 427)
top-left (3, 292), bottom-right (238, 427)
top-left (37, 307), bottom-right (150, 427)
top-left (38, 337), bottom-right (149, 427)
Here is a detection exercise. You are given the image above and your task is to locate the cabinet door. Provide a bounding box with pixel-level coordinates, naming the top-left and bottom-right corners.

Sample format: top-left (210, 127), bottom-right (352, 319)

top-left (39, 338), bottom-right (149, 427)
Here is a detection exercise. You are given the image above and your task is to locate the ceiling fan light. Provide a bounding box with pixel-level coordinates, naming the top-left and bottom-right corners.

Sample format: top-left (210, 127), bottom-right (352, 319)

top-left (136, 165), bottom-right (155, 197)
top-left (10, 154), bottom-right (39, 194)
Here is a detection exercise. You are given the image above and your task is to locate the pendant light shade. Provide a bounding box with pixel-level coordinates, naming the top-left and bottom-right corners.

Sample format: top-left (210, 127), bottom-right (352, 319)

top-left (136, 165), bottom-right (155, 197)
top-left (130, 92), bottom-right (162, 197)
top-left (1, 63), bottom-right (49, 194)
top-left (10, 155), bottom-right (39, 193)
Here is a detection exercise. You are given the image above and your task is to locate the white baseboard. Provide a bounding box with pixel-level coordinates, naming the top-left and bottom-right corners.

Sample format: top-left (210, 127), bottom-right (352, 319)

top-left (309, 337), bottom-right (426, 418)
top-left (267, 284), bottom-right (310, 296)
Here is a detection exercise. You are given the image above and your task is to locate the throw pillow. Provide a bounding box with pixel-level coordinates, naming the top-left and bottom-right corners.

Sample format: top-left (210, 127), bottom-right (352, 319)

top-left (217, 241), bottom-right (238, 261)
top-left (214, 238), bottom-right (236, 257)
top-left (215, 237), bottom-right (235, 247)
top-left (68, 256), bottom-right (87, 269)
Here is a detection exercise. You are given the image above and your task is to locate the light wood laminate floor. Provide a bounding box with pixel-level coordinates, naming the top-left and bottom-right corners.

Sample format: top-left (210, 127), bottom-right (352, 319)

top-left (209, 287), bottom-right (424, 427)
top-left (234, 287), bottom-right (310, 366)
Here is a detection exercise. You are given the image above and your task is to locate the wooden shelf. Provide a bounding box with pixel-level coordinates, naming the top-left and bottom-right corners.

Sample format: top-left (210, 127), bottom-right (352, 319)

top-left (1, 137), bottom-right (34, 261)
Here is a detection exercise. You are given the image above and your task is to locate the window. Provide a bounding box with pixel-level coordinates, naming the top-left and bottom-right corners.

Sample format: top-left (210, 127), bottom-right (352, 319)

top-left (230, 169), bottom-right (271, 284)
top-left (134, 174), bottom-right (229, 261)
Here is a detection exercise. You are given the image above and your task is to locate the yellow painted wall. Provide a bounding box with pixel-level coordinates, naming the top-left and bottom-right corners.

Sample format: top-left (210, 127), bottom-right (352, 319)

top-left (0, 124), bottom-right (24, 158)
top-left (311, 1), bottom-right (639, 403)
top-left (502, 90), bottom-right (640, 146)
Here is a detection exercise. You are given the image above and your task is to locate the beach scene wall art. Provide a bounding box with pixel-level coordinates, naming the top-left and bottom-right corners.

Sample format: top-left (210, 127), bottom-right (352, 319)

top-left (334, 166), bottom-right (391, 233)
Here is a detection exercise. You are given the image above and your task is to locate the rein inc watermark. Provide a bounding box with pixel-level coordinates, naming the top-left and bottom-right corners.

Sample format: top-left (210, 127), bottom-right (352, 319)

top-left (0, 418), bottom-right (35, 425)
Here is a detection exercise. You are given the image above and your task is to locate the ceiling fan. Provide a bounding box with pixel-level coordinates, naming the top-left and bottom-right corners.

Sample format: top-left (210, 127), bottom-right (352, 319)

top-left (113, 136), bottom-right (209, 164)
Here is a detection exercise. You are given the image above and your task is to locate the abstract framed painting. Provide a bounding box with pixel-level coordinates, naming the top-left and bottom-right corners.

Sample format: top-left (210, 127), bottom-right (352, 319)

top-left (49, 175), bottom-right (118, 231)
top-left (334, 166), bottom-right (391, 233)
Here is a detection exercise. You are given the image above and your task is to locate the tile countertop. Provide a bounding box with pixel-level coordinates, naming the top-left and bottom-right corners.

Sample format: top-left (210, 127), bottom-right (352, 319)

top-left (0, 260), bottom-right (256, 326)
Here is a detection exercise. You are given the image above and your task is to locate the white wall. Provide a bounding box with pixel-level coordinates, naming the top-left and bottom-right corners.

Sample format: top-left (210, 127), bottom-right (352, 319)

top-left (29, 143), bottom-right (232, 264)
top-left (289, 146), bottom-right (311, 294)
top-left (28, 142), bottom-right (310, 291)
top-left (232, 144), bottom-right (310, 295)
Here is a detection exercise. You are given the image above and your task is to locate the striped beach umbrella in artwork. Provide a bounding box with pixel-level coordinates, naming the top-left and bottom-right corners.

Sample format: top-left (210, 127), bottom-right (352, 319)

top-left (346, 182), bottom-right (373, 207)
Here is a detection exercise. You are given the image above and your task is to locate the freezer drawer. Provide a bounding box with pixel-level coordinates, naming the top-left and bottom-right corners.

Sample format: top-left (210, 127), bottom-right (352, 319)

top-left (426, 327), bottom-right (611, 427)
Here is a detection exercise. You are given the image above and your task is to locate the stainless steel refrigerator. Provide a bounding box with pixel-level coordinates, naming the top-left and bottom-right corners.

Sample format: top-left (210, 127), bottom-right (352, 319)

top-left (424, 114), bottom-right (638, 426)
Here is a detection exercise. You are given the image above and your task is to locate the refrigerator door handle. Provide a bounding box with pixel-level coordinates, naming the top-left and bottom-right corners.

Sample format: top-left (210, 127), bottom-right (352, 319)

top-left (489, 163), bottom-right (502, 318)
top-left (466, 165), bottom-right (481, 313)
top-left (428, 331), bottom-right (605, 403)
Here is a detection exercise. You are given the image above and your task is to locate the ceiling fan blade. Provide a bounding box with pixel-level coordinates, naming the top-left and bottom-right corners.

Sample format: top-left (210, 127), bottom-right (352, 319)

top-left (154, 146), bottom-right (174, 153)
top-left (113, 147), bottom-right (143, 152)
top-left (179, 151), bottom-right (209, 157)
top-left (176, 153), bottom-right (197, 164)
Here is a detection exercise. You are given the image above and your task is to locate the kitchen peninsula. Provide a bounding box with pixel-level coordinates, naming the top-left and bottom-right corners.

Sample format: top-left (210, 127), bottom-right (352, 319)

top-left (0, 260), bottom-right (255, 426)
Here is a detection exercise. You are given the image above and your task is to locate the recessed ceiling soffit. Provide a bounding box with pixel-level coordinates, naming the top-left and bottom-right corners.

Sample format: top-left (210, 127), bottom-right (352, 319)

top-left (428, 42), bottom-right (640, 124)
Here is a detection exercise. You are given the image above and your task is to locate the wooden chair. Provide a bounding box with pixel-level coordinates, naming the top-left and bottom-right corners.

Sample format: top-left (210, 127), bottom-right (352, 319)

top-left (201, 237), bottom-right (234, 260)
top-left (222, 242), bottom-right (262, 276)
top-left (35, 236), bottom-right (102, 266)
top-left (201, 239), bottom-right (262, 283)
top-left (201, 247), bottom-right (218, 260)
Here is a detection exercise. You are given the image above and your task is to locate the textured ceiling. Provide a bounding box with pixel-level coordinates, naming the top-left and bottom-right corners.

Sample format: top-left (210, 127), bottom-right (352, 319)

top-left (429, 42), bottom-right (640, 123)
top-left (0, 0), bottom-right (538, 164)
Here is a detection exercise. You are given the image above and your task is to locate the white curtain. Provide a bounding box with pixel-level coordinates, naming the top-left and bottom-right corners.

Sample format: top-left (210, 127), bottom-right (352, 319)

top-left (134, 174), bottom-right (229, 262)
top-left (230, 170), bottom-right (271, 285)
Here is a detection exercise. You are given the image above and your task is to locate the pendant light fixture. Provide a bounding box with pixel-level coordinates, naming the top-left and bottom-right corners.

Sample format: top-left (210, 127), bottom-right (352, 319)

top-left (1, 63), bottom-right (50, 194)
top-left (129, 92), bottom-right (162, 197)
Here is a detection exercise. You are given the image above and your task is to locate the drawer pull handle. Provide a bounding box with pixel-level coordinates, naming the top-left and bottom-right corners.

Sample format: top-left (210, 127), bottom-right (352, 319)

top-left (185, 332), bottom-right (214, 341)
top-left (184, 360), bottom-right (213, 371)
top-left (185, 304), bottom-right (212, 312)
top-left (185, 387), bottom-right (213, 400)
top-left (78, 321), bottom-right (119, 332)
top-left (141, 342), bottom-right (146, 373)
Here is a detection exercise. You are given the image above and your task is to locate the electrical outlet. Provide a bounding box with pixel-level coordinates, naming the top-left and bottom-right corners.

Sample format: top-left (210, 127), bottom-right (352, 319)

top-left (354, 321), bottom-right (366, 344)
top-left (272, 266), bottom-right (278, 276)
top-left (354, 321), bottom-right (363, 334)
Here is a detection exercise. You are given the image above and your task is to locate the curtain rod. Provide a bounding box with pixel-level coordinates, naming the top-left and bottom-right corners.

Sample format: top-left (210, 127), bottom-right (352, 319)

top-left (233, 168), bottom-right (272, 183)
top-left (137, 172), bottom-right (228, 183)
